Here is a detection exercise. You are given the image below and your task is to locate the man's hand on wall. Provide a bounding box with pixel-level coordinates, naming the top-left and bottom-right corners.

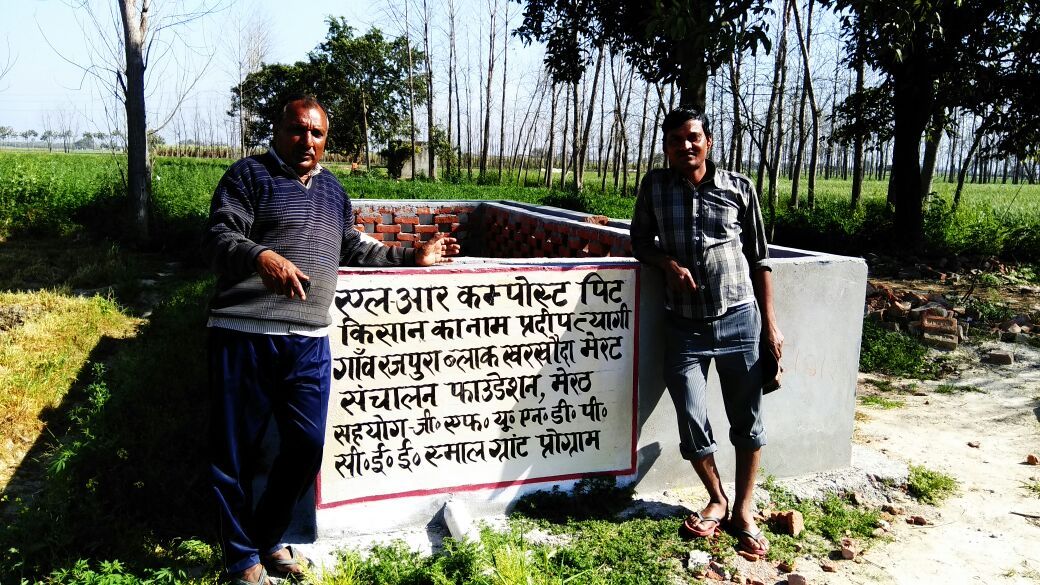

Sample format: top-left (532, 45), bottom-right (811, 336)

top-left (256, 249), bottom-right (310, 300)
top-left (416, 233), bottom-right (460, 266)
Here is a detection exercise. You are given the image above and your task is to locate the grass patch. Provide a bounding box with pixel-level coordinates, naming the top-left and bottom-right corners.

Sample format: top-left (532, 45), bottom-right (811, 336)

top-left (0, 278), bottom-right (214, 582)
top-left (859, 320), bottom-right (937, 379)
top-left (758, 477), bottom-right (881, 565)
top-left (934, 383), bottom-right (985, 394)
top-left (859, 395), bottom-right (905, 409)
top-left (867, 379), bottom-right (900, 392)
top-left (907, 465), bottom-right (958, 504)
top-left (0, 291), bottom-right (140, 441)
top-left (1021, 480), bottom-right (1040, 498)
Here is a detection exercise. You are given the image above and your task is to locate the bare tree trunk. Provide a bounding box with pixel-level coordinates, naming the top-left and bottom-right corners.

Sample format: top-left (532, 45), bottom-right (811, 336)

top-left (570, 80), bottom-right (579, 188)
top-left (598, 54), bottom-right (610, 177)
top-left (790, 0), bottom-right (819, 208)
top-left (446, 0), bottom-right (457, 178)
top-left (756, 5), bottom-right (787, 200)
top-left (946, 116), bottom-right (960, 183)
top-left (360, 93), bottom-right (372, 170)
top-left (765, 0), bottom-right (789, 217)
top-left (545, 83), bottom-right (558, 188)
top-left (577, 46), bottom-right (604, 189)
top-left (620, 68), bottom-right (634, 194)
top-left (920, 109), bottom-right (945, 199)
top-left (954, 117), bottom-right (992, 211)
top-left (511, 72), bottom-right (545, 179)
top-left (728, 53), bottom-right (744, 173)
top-left (405, 0), bottom-right (417, 179)
top-left (850, 20), bottom-right (866, 209)
top-left (497, 1), bottom-right (509, 181)
top-left (479, 0), bottom-right (497, 175)
top-left (423, 0), bottom-right (435, 179)
top-left (790, 79), bottom-right (806, 208)
top-left (119, 0), bottom-right (151, 242)
top-left (559, 86), bottom-right (570, 189)
top-left (634, 81), bottom-right (650, 190)
top-left (648, 84), bottom-right (665, 175)
top-left (516, 80), bottom-right (546, 185)
top-left (465, 34), bottom-right (474, 180)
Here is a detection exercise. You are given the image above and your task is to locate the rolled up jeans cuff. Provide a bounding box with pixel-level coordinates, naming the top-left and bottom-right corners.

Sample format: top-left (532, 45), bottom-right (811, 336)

top-left (731, 430), bottom-right (767, 452)
top-left (679, 441), bottom-right (718, 462)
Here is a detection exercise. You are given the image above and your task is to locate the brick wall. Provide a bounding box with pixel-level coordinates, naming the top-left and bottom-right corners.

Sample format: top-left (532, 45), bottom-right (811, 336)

top-left (351, 201), bottom-right (632, 258)
top-left (352, 204), bottom-right (475, 249)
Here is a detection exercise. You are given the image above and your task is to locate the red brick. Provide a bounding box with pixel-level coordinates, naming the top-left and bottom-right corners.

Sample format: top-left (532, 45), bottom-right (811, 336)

top-left (416, 206), bottom-right (432, 214)
top-left (376, 224), bottom-right (402, 233)
top-left (542, 240), bottom-right (555, 253)
top-left (569, 236), bottom-right (584, 250)
top-left (397, 233), bottom-right (419, 242)
top-left (354, 224), bottom-right (366, 233)
top-left (358, 213), bottom-right (382, 224)
top-left (394, 215), bottom-right (420, 225)
top-left (367, 232), bottom-right (385, 241)
top-left (415, 225), bottom-right (440, 234)
top-left (383, 241), bottom-right (403, 247)
top-left (435, 214), bottom-right (458, 224)
top-left (587, 241), bottom-right (607, 256)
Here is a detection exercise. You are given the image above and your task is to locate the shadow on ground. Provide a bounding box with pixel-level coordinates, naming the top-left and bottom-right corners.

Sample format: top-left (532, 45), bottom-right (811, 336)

top-left (0, 236), bottom-right (216, 581)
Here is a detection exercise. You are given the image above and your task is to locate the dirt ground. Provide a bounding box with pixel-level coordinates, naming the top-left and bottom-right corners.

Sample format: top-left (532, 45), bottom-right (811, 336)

top-left (757, 338), bottom-right (1037, 585)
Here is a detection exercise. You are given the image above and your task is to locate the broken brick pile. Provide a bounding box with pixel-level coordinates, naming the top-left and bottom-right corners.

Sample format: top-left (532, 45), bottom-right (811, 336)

top-left (864, 281), bottom-right (969, 350)
top-left (865, 280), bottom-right (1037, 361)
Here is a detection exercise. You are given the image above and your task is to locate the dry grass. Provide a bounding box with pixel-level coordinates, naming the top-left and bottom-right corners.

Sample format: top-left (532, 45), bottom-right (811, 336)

top-left (0, 291), bottom-right (140, 439)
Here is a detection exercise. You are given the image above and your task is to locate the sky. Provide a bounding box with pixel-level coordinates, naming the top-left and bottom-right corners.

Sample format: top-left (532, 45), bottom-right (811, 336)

top-left (0, 0), bottom-right (426, 140)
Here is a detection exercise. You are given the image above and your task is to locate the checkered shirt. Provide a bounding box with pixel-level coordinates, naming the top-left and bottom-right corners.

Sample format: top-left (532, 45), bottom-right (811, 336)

top-left (630, 162), bottom-right (770, 319)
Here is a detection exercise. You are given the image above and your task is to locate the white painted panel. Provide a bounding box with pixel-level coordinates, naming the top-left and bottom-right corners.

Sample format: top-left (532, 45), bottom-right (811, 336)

top-left (318, 264), bottom-right (639, 507)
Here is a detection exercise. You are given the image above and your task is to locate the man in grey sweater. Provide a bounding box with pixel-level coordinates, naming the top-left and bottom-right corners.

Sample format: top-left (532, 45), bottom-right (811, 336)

top-left (203, 95), bottom-right (458, 585)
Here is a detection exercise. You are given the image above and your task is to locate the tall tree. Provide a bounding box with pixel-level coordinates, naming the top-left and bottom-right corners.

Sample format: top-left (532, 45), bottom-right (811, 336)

top-left (479, 0), bottom-right (498, 175)
top-left (236, 21), bottom-right (426, 160)
top-left (422, 0), bottom-right (436, 178)
top-left (826, 0), bottom-right (1038, 246)
top-left (517, 0), bottom-right (771, 112)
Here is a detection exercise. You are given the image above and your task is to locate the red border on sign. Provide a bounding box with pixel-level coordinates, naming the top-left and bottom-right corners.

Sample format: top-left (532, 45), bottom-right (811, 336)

top-left (315, 262), bottom-right (641, 508)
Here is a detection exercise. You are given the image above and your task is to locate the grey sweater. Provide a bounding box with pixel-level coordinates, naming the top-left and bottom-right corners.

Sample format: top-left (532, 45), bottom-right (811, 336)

top-left (203, 153), bottom-right (412, 328)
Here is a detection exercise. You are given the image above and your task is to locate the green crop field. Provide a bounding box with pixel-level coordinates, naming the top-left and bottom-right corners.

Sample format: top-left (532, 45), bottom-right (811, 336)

top-left (2, 150), bottom-right (1039, 258)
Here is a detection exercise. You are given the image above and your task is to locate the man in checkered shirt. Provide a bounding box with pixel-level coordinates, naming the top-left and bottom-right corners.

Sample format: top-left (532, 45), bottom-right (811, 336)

top-left (630, 108), bottom-right (784, 557)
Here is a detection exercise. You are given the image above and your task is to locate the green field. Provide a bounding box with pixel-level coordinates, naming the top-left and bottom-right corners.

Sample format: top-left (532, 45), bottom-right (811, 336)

top-left (2, 150), bottom-right (1039, 258)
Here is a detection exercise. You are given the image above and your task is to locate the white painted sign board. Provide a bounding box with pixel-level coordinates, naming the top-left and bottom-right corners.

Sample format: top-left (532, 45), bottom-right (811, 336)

top-left (317, 264), bottom-right (639, 507)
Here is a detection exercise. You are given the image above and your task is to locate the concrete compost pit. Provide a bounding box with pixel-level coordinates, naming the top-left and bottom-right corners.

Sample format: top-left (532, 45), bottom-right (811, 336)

top-left (273, 199), bottom-right (867, 542)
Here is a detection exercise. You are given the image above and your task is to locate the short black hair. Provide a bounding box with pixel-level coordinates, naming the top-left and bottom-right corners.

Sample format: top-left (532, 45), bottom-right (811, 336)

top-left (277, 94), bottom-right (329, 126)
top-left (662, 108), bottom-right (712, 140)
